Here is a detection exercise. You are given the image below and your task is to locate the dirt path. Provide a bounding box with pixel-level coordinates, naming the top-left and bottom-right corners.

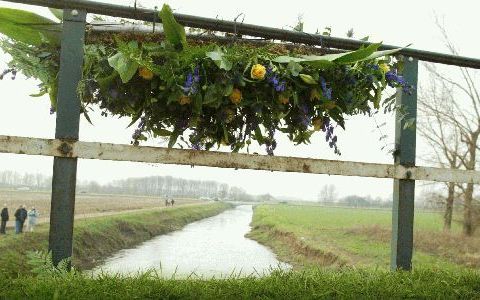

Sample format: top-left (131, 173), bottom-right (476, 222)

top-left (6, 201), bottom-right (209, 229)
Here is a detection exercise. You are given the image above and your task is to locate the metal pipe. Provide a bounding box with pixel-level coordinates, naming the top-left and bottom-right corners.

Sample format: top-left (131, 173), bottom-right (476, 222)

top-left (3, 0), bottom-right (480, 68)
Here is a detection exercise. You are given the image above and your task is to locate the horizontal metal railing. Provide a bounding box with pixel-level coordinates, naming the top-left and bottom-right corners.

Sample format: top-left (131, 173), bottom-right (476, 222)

top-left (3, 0), bottom-right (480, 68)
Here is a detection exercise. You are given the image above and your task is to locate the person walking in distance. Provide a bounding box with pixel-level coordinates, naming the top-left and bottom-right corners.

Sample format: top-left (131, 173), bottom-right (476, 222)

top-left (27, 207), bottom-right (39, 232)
top-left (14, 205), bottom-right (28, 234)
top-left (0, 204), bottom-right (8, 234)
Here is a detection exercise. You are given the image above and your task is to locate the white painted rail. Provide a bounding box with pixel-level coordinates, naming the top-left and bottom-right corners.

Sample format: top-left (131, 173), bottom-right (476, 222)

top-left (0, 135), bottom-right (479, 184)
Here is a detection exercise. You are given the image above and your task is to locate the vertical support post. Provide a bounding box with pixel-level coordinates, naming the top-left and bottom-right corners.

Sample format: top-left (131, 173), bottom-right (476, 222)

top-left (391, 57), bottom-right (418, 270)
top-left (49, 9), bottom-right (86, 266)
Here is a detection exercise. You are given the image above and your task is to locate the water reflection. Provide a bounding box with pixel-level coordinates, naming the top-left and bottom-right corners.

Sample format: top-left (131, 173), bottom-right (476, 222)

top-left (95, 205), bottom-right (290, 277)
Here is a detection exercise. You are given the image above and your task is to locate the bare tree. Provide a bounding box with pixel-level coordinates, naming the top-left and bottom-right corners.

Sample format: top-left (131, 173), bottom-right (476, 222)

top-left (418, 75), bottom-right (467, 230)
top-left (421, 20), bottom-right (480, 235)
top-left (318, 184), bottom-right (337, 203)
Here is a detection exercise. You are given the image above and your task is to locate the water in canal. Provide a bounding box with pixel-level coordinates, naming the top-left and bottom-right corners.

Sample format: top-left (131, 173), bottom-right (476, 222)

top-left (94, 205), bottom-right (290, 278)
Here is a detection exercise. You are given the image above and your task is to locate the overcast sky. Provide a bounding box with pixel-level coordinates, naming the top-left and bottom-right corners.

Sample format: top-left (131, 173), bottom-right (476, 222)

top-left (0, 0), bottom-right (478, 200)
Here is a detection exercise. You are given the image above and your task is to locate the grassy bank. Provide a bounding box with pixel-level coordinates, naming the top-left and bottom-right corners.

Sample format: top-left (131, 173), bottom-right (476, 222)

top-left (0, 268), bottom-right (478, 299)
top-left (0, 202), bottom-right (231, 277)
top-left (248, 204), bottom-right (477, 270)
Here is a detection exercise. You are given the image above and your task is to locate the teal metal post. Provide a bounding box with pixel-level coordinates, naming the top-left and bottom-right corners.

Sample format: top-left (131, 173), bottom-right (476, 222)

top-left (391, 57), bottom-right (418, 270)
top-left (49, 9), bottom-right (86, 266)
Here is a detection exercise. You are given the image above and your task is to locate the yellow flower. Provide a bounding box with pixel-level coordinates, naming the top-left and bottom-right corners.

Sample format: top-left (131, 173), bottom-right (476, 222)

top-left (310, 88), bottom-right (321, 101)
top-left (379, 63), bottom-right (390, 73)
top-left (313, 118), bottom-right (323, 131)
top-left (278, 94), bottom-right (289, 105)
top-left (229, 88), bottom-right (242, 104)
top-left (250, 64), bottom-right (266, 80)
top-left (178, 95), bottom-right (191, 105)
top-left (138, 67), bottom-right (154, 80)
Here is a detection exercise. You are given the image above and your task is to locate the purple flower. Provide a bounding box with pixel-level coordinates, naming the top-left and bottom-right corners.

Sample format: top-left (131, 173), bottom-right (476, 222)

top-left (298, 104), bottom-right (311, 127)
top-left (319, 77), bottom-right (332, 100)
top-left (181, 66), bottom-right (200, 95)
top-left (266, 67), bottom-right (286, 92)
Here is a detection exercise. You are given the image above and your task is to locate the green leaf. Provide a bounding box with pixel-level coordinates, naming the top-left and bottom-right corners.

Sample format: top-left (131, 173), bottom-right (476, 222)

top-left (206, 48), bottom-right (233, 71)
top-left (159, 4), bottom-right (186, 51)
top-left (108, 52), bottom-right (139, 83)
top-left (49, 8), bottom-right (63, 21)
top-left (254, 127), bottom-right (264, 144)
top-left (333, 43), bottom-right (381, 64)
top-left (299, 74), bottom-right (317, 85)
top-left (223, 83), bottom-right (234, 97)
top-left (153, 128), bottom-right (173, 137)
top-left (287, 61), bottom-right (303, 76)
top-left (362, 45), bottom-right (410, 61)
top-left (168, 131), bottom-right (180, 148)
top-left (0, 7), bottom-right (61, 46)
top-left (29, 90), bottom-right (48, 97)
top-left (193, 93), bottom-right (203, 115)
top-left (273, 56), bottom-right (305, 64)
top-left (204, 84), bottom-right (223, 105)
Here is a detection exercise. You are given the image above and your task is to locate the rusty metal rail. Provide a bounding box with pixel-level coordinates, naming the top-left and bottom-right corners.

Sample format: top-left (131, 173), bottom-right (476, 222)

top-left (1, 135), bottom-right (479, 184)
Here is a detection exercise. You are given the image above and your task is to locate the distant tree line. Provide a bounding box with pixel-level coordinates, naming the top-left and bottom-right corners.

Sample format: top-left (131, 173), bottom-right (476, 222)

top-left (0, 170), bottom-right (260, 201)
top-left (317, 184), bottom-right (392, 208)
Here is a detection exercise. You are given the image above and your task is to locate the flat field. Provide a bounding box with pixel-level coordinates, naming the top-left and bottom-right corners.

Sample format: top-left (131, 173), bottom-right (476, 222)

top-left (0, 189), bottom-right (198, 222)
top-left (249, 204), bottom-right (479, 270)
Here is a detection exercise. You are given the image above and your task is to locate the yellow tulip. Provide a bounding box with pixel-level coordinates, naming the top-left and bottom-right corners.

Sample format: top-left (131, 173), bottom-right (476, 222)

top-left (229, 88), bottom-right (242, 104)
top-left (138, 67), bottom-right (154, 80)
top-left (178, 95), bottom-right (191, 105)
top-left (379, 63), bottom-right (390, 73)
top-left (250, 64), bottom-right (266, 80)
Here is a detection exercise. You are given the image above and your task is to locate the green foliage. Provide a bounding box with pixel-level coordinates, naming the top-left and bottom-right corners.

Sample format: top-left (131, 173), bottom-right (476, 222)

top-left (206, 47), bottom-right (233, 71)
top-left (0, 268), bottom-right (479, 299)
top-left (0, 7), bottom-right (60, 46)
top-left (159, 4), bottom-right (186, 51)
top-left (26, 251), bottom-right (76, 278)
top-left (0, 7), bottom-right (412, 156)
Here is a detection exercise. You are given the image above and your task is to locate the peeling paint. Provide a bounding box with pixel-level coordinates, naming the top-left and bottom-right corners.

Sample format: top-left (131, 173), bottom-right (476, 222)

top-left (1, 135), bottom-right (480, 184)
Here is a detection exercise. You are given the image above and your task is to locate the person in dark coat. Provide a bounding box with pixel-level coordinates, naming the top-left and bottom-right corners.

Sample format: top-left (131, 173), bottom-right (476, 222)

top-left (0, 204), bottom-right (8, 234)
top-left (14, 205), bottom-right (27, 234)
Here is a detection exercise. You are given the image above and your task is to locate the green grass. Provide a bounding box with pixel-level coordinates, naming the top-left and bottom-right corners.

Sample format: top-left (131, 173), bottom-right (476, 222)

top-left (0, 202), bottom-right (231, 277)
top-left (248, 204), bottom-right (471, 270)
top-left (0, 268), bottom-right (478, 299)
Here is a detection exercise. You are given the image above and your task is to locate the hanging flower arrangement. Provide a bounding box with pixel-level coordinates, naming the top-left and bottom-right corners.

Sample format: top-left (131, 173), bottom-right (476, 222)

top-left (0, 5), bottom-right (411, 155)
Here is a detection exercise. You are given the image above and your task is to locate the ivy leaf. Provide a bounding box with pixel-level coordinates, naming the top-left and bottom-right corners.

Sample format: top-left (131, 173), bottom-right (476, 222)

top-left (206, 48), bottom-right (233, 71)
top-left (299, 74), bottom-right (317, 85)
top-left (287, 61), bottom-right (303, 76)
top-left (0, 8), bottom-right (61, 46)
top-left (204, 84), bottom-right (223, 105)
top-left (159, 4), bottom-right (186, 51)
top-left (108, 52), bottom-right (139, 83)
